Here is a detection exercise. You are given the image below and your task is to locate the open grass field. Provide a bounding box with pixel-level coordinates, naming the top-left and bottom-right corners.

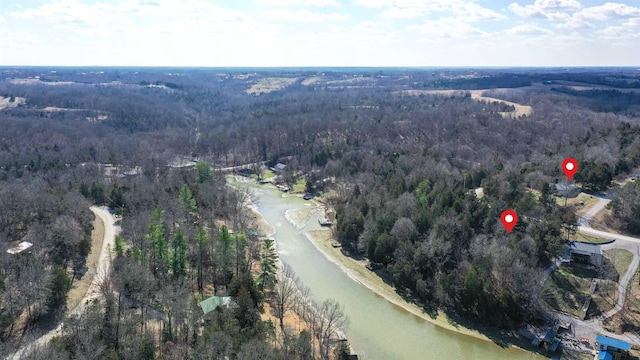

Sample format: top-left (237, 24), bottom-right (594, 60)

top-left (246, 77), bottom-right (297, 95)
top-left (292, 177), bottom-right (306, 193)
top-left (468, 93), bottom-right (532, 118)
top-left (526, 189), bottom-right (600, 220)
top-left (570, 233), bottom-right (611, 244)
top-left (556, 192), bottom-right (599, 212)
top-left (301, 76), bottom-right (321, 86)
top-left (605, 249), bottom-right (634, 280)
top-left (0, 96), bottom-right (26, 110)
top-left (398, 89), bottom-right (533, 118)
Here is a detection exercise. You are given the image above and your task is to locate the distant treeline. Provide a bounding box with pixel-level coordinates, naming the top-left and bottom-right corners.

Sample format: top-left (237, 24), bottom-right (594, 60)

top-left (551, 87), bottom-right (640, 116)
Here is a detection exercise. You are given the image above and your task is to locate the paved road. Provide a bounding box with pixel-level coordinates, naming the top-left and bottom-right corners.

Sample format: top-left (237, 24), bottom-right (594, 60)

top-left (579, 226), bottom-right (640, 320)
top-left (547, 194), bottom-right (640, 348)
top-left (5, 206), bottom-right (118, 360)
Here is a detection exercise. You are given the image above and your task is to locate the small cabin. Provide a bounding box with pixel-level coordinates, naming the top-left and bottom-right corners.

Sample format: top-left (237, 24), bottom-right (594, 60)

top-left (270, 163), bottom-right (287, 172)
top-left (199, 296), bottom-right (233, 315)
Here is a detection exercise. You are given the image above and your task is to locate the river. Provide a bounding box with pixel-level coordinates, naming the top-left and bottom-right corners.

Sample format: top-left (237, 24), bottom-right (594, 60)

top-left (233, 177), bottom-right (543, 360)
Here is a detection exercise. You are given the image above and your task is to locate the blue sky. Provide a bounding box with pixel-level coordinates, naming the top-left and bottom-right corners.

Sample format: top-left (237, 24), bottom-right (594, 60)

top-left (0, 0), bottom-right (638, 66)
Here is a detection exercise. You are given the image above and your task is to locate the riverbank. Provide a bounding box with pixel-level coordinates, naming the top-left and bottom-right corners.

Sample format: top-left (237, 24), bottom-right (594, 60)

top-left (304, 228), bottom-right (538, 356)
top-left (233, 176), bottom-right (544, 358)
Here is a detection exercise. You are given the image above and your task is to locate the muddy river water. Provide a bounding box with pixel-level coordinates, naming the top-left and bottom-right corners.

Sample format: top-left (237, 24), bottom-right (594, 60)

top-left (233, 178), bottom-right (542, 360)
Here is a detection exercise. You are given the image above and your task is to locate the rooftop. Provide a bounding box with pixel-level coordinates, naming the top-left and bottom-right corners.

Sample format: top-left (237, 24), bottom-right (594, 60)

top-left (596, 335), bottom-right (631, 351)
top-left (555, 183), bottom-right (580, 190)
top-left (272, 163), bottom-right (287, 171)
top-left (597, 351), bottom-right (613, 360)
top-left (199, 296), bottom-right (232, 315)
top-left (570, 241), bottom-right (602, 255)
top-left (7, 241), bottom-right (33, 254)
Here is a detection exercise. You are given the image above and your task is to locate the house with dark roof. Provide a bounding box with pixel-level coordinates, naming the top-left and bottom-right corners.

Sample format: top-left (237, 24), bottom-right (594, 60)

top-left (555, 183), bottom-right (581, 198)
top-left (270, 163), bottom-right (287, 172)
top-left (596, 335), bottom-right (631, 360)
top-left (568, 241), bottom-right (603, 267)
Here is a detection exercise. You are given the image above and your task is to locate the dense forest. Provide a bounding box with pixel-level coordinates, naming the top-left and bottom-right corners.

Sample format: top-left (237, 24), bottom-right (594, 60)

top-left (0, 67), bottom-right (639, 358)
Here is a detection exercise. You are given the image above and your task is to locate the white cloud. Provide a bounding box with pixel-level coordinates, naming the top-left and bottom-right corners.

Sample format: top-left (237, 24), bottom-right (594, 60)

top-left (0, 28), bottom-right (40, 51)
top-left (354, 0), bottom-right (394, 8)
top-left (0, 15), bottom-right (5, 23)
top-left (597, 22), bottom-right (640, 40)
top-left (625, 17), bottom-right (640, 27)
top-left (459, 2), bottom-right (506, 21)
top-left (262, 0), bottom-right (341, 6)
top-left (576, 2), bottom-right (640, 20)
top-left (410, 17), bottom-right (483, 39)
top-left (509, 0), bottom-right (581, 19)
top-left (550, 3), bottom-right (640, 34)
top-left (263, 8), bottom-right (348, 21)
top-left (9, 0), bottom-right (254, 38)
top-left (380, 6), bottom-right (423, 19)
top-left (505, 23), bottom-right (554, 36)
top-left (357, 0), bottom-right (504, 21)
top-left (557, 17), bottom-right (594, 29)
top-left (10, 0), bottom-right (130, 31)
top-left (5, 0), bottom-right (287, 66)
top-left (10, 0), bottom-right (246, 27)
top-left (355, 20), bottom-right (395, 36)
top-left (2, 0), bottom-right (639, 66)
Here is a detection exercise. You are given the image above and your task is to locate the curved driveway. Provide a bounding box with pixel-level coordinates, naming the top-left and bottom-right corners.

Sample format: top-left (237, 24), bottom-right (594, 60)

top-left (551, 196), bottom-right (640, 347)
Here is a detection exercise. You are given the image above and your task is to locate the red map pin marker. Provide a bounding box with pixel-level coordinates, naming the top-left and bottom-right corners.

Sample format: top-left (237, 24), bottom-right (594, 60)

top-left (500, 209), bottom-right (518, 233)
top-left (562, 158), bottom-right (578, 180)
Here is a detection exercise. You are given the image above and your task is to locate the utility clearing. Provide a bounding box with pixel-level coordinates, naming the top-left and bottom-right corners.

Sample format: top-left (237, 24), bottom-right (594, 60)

top-left (400, 89), bottom-right (533, 118)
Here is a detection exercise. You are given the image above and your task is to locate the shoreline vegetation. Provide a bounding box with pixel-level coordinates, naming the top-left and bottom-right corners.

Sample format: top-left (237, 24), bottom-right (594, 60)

top-left (241, 179), bottom-right (538, 357)
top-left (303, 229), bottom-right (536, 355)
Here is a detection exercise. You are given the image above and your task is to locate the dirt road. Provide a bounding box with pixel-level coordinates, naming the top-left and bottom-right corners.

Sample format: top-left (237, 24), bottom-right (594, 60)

top-left (577, 197), bottom-right (611, 227)
top-left (5, 206), bottom-right (118, 360)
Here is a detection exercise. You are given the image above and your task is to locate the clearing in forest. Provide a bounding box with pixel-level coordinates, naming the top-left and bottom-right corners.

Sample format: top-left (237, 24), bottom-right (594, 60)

top-left (399, 89), bottom-right (533, 118)
top-left (301, 77), bottom-right (321, 86)
top-left (246, 77), bottom-right (298, 95)
top-left (0, 96), bottom-right (26, 110)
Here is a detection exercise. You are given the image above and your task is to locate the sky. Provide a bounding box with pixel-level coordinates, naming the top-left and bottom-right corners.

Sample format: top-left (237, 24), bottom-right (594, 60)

top-left (0, 0), bottom-right (638, 67)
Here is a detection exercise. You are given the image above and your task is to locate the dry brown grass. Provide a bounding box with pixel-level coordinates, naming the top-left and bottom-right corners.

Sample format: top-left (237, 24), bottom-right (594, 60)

top-left (66, 214), bottom-right (104, 312)
top-left (604, 272), bottom-right (640, 335)
top-left (0, 96), bottom-right (26, 110)
top-left (261, 299), bottom-right (322, 358)
top-left (397, 89), bottom-right (533, 118)
top-left (301, 77), bottom-right (321, 86)
top-left (569, 193), bottom-right (601, 217)
top-left (591, 208), bottom-right (615, 233)
top-left (246, 78), bottom-right (298, 95)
